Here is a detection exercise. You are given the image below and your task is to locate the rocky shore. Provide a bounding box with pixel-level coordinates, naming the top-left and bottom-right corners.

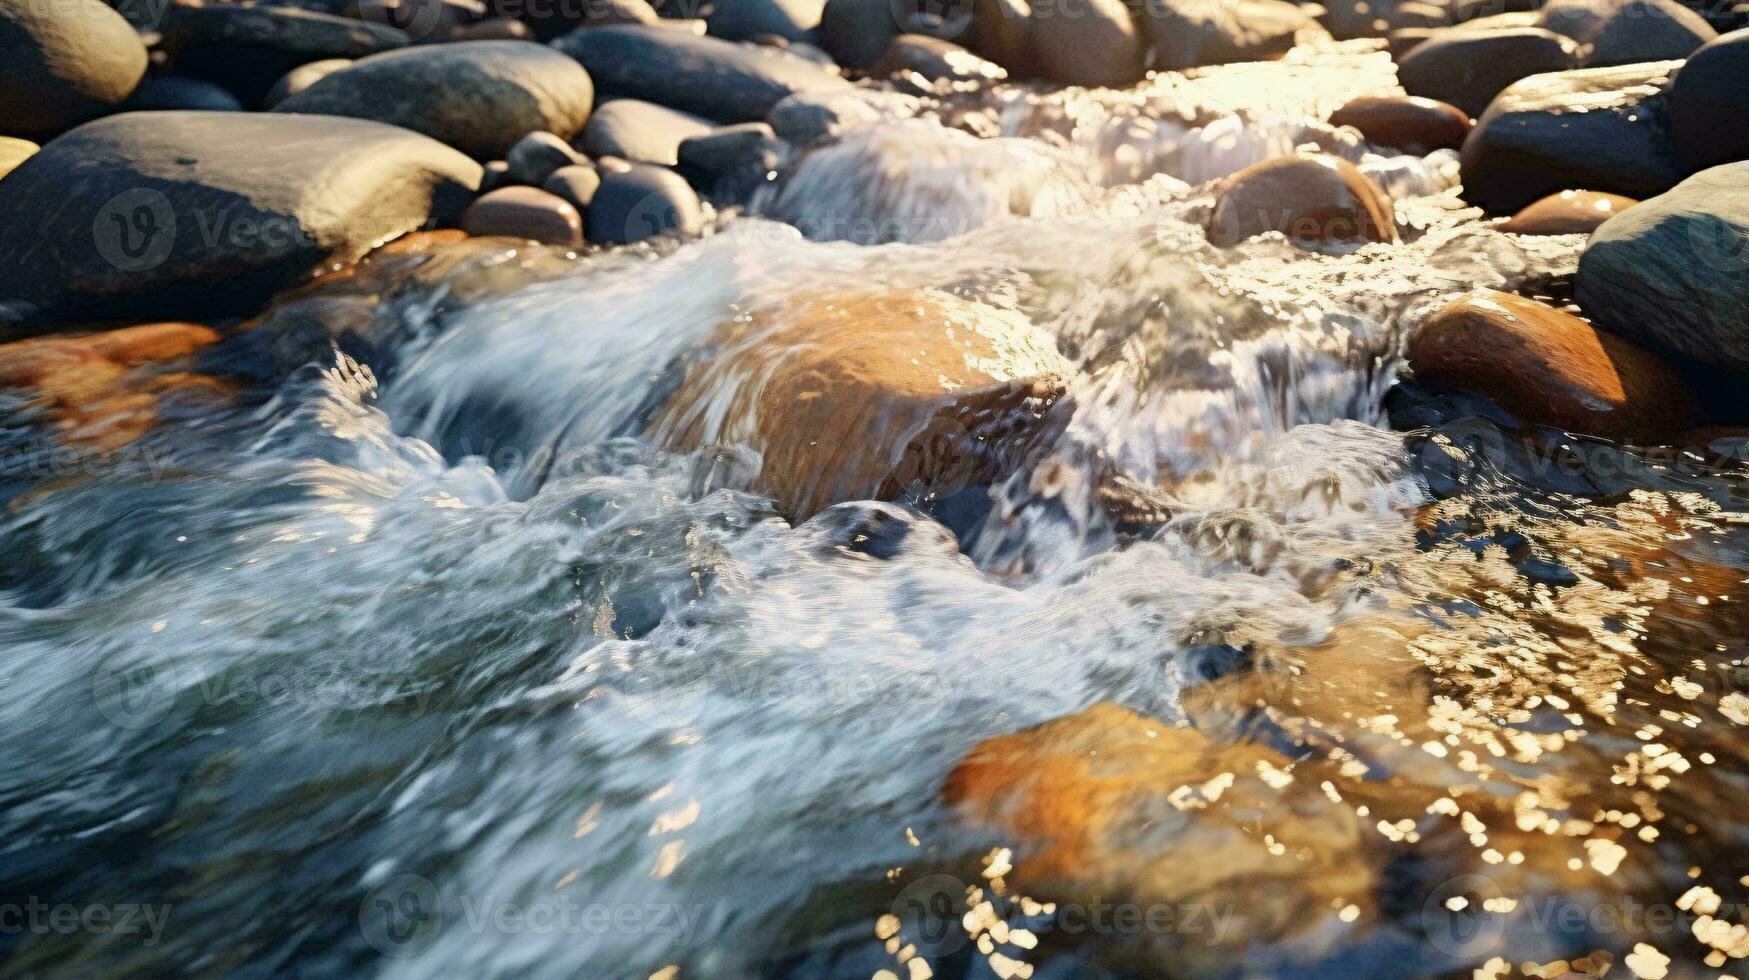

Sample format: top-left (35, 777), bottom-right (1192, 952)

top-left (7, 0), bottom-right (1749, 974)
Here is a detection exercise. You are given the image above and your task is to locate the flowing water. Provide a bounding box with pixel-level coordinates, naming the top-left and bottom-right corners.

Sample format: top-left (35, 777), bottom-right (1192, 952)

top-left (4, 41), bottom-right (1749, 979)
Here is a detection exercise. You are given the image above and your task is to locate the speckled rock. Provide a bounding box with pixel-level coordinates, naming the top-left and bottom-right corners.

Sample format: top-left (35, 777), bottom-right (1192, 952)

top-left (554, 24), bottom-right (849, 122)
top-left (1576, 163), bottom-right (1749, 372)
top-left (273, 41), bottom-right (595, 158)
top-left (0, 0), bottom-right (148, 134)
top-left (0, 112), bottom-right (481, 318)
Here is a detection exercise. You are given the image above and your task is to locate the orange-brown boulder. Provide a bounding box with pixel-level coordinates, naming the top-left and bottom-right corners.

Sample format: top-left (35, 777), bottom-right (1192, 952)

top-left (1207, 153), bottom-right (1397, 247)
top-left (1329, 94), bottom-right (1471, 154)
top-left (0, 322), bottom-right (231, 453)
top-left (1406, 290), bottom-right (1699, 441)
top-left (647, 290), bottom-right (1069, 520)
top-left (1498, 189), bottom-right (1637, 234)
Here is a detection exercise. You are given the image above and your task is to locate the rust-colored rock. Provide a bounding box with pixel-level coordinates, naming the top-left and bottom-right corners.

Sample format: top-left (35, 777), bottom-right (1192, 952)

top-left (1498, 189), bottom-right (1637, 234)
top-left (1329, 95), bottom-right (1471, 153)
top-left (1406, 290), bottom-right (1699, 440)
top-left (0, 323), bottom-right (231, 453)
top-left (646, 289), bottom-right (1069, 520)
top-left (943, 703), bottom-right (1374, 947)
top-left (1208, 153), bottom-right (1397, 246)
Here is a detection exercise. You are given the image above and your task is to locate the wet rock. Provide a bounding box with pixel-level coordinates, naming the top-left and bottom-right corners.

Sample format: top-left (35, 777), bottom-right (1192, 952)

top-left (1498, 189), bottom-right (1637, 233)
top-left (1030, 0), bottom-right (1143, 87)
top-left (1670, 28), bottom-right (1749, 170)
top-left (0, 112), bottom-right (481, 319)
top-left (816, 0), bottom-right (962, 70)
top-left (584, 163), bottom-right (702, 244)
top-left (273, 40), bottom-right (595, 158)
top-left (0, 0), bottom-right (148, 134)
top-left (554, 24), bottom-right (849, 122)
top-left (1319, 0), bottom-right (1392, 38)
top-left (162, 5), bottom-right (407, 108)
top-left (1329, 94), bottom-right (1471, 153)
top-left (647, 289), bottom-right (1068, 518)
top-left (1447, 0), bottom-right (1541, 25)
top-left (516, 0), bottom-right (659, 42)
top-left (1407, 290), bottom-right (1699, 440)
top-left (705, 0), bottom-right (826, 42)
top-left (970, 0), bottom-right (1033, 73)
top-left (1539, 0), bottom-right (1715, 66)
top-left (1207, 152), bottom-right (1396, 247)
top-left (766, 88), bottom-right (883, 143)
top-left (579, 98), bottom-right (716, 166)
top-left (678, 122), bottom-right (782, 179)
top-left (871, 34), bottom-right (1005, 81)
top-left (459, 186), bottom-right (583, 245)
top-left (1136, 0), bottom-right (1316, 72)
top-left (541, 163), bottom-right (602, 210)
top-left (1388, 0), bottom-right (1450, 30)
top-left (1459, 60), bottom-right (1686, 213)
top-left (1576, 163), bottom-right (1749, 372)
top-left (0, 322), bottom-right (230, 454)
top-left (505, 130), bottom-right (586, 184)
top-left (1398, 27), bottom-right (1579, 117)
top-left (0, 136), bottom-right (38, 180)
top-left (122, 75), bottom-right (243, 112)
top-left (943, 703), bottom-right (1374, 959)
top-left (263, 58), bottom-right (352, 108)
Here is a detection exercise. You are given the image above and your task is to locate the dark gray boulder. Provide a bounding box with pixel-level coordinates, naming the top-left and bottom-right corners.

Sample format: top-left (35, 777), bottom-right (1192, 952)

top-left (554, 24), bottom-right (849, 121)
top-left (514, 0), bottom-right (658, 42)
top-left (123, 75), bottom-right (244, 112)
top-left (579, 99), bottom-right (716, 165)
top-left (1028, 0), bottom-right (1143, 87)
top-left (1576, 163), bottom-right (1749, 371)
top-left (1136, 0), bottom-right (1315, 72)
top-left (1538, 0), bottom-right (1715, 66)
top-left (272, 40), bottom-right (595, 158)
top-left (506, 130), bottom-right (587, 184)
top-left (1671, 27), bottom-right (1749, 169)
top-left (706, 0), bottom-right (827, 42)
top-left (871, 34), bottom-right (1004, 80)
top-left (0, 112), bottom-right (481, 318)
top-left (0, 0), bottom-right (148, 135)
top-left (1398, 27), bottom-right (1579, 117)
top-left (543, 164), bottom-right (602, 211)
top-left (1459, 60), bottom-right (1687, 213)
top-left (162, 5), bottom-right (408, 108)
top-left (586, 163), bottom-right (703, 243)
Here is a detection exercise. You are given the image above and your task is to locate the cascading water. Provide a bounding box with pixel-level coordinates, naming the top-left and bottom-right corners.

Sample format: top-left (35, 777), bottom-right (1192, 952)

top-left (4, 40), bottom-right (1748, 980)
